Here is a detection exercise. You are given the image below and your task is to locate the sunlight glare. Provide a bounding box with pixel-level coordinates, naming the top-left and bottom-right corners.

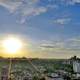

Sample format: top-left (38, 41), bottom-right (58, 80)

top-left (2, 37), bottom-right (22, 54)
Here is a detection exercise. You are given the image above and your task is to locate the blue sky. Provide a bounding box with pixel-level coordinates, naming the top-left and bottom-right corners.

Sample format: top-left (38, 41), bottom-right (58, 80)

top-left (0, 0), bottom-right (80, 58)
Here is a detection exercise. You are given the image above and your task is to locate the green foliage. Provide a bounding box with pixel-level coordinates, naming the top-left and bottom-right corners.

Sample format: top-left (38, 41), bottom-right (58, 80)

top-left (33, 75), bottom-right (40, 80)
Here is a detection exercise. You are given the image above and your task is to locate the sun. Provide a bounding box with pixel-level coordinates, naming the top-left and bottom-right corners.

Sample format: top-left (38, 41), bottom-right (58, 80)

top-left (2, 37), bottom-right (22, 54)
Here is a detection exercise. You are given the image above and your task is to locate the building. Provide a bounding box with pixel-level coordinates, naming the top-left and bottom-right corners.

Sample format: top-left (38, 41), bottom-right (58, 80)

top-left (73, 60), bottom-right (80, 73)
top-left (72, 56), bottom-right (80, 79)
top-left (0, 67), bottom-right (8, 80)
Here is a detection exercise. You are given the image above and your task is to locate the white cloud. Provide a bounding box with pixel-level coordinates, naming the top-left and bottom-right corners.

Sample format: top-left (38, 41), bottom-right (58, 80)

top-left (65, 0), bottom-right (80, 5)
top-left (0, 0), bottom-right (77, 24)
top-left (64, 37), bottom-right (80, 51)
top-left (0, 0), bottom-right (22, 13)
top-left (38, 36), bottom-right (80, 52)
top-left (22, 6), bottom-right (47, 16)
top-left (61, 0), bottom-right (80, 5)
top-left (72, 0), bottom-right (80, 3)
top-left (0, 0), bottom-right (50, 23)
top-left (28, 37), bottom-right (80, 58)
top-left (54, 18), bottom-right (71, 25)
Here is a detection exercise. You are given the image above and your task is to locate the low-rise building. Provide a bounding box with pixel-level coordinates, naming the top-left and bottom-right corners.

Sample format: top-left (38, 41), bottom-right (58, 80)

top-left (0, 67), bottom-right (8, 80)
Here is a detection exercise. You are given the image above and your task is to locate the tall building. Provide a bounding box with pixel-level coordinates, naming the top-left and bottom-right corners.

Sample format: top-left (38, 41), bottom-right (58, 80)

top-left (73, 60), bottom-right (80, 73)
top-left (72, 57), bottom-right (80, 78)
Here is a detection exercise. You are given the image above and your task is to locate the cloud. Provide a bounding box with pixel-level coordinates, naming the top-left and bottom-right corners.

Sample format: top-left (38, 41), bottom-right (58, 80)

top-left (72, 0), bottom-right (80, 3)
top-left (47, 4), bottom-right (59, 9)
top-left (61, 0), bottom-right (80, 5)
top-left (40, 41), bottom-right (64, 50)
top-left (28, 36), bottom-right (80, 58)
top-left (67, 38), bottom-right (80, 42)
top-left (53, 18), bottom-right (71, 25)
top-left (22, 7), bottom-right (47, 16)
top-left (16, 6), bottom-right (47, 24)
top-left (0, 0), bottom-right (78, 24)
top-left (0, 0), bottom-right (53, 23)
top-left (64, 37), bottom-right (80, 51)
top-left (38, 36), bottom-right (80, 53)
top-left (0, 0), bottom-right (22, 13)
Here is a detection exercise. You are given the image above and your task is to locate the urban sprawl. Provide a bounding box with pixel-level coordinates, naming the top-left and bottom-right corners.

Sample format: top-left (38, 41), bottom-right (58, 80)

top-left (0, 56), bottom-right (80, 80)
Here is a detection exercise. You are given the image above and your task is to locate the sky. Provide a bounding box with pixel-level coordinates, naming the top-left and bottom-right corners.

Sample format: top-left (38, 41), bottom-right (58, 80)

top-left (0, 0), bottom-right (80, 58)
